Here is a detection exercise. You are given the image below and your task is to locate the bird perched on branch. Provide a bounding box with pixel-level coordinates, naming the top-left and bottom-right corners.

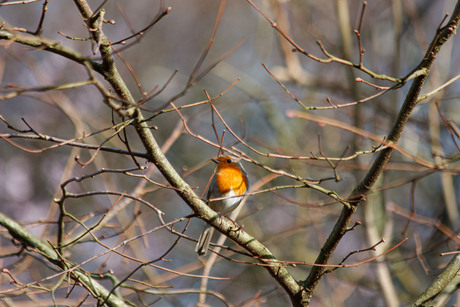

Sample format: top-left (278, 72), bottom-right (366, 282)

top-left (195, 156), bottom-right (249, 256)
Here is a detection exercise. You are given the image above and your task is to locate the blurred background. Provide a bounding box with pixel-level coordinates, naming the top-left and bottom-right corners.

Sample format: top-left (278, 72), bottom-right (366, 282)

top-left (0, 0), bottom-right (459, 306)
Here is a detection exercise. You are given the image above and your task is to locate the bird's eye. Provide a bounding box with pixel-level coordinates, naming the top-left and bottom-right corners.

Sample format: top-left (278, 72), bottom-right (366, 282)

top-left (226, 159), bottom-right (232, 163)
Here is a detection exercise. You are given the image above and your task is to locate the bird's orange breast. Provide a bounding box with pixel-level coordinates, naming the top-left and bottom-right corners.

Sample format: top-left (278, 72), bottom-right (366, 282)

top-left (215, 166), bottom-right (248, 196)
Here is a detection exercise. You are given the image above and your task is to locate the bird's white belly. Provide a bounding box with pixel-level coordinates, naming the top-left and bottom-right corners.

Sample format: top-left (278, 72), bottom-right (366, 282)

top-left (208, 187), bottom-right (243, 216)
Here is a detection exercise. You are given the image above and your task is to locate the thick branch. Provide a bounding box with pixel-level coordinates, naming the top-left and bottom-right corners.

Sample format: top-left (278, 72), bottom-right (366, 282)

top-left (412, 254), bottom-right (460, 306)
top-left (303, 2), bottom-right (460, 301)
top-left (0, 212), bottom-right (128, 307)
top-left (0, 28), bottom-right (102, 73)
top-left (70, 0), bottom-right (304, 305)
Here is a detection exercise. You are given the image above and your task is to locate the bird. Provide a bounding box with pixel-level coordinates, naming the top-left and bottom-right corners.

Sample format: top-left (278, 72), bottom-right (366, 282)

top-left (195, 156), bottom-right (249, 256)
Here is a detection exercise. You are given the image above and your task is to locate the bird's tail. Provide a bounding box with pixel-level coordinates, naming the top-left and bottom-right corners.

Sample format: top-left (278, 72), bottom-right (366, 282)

top-left (195, 225), bottom-right (214, 256)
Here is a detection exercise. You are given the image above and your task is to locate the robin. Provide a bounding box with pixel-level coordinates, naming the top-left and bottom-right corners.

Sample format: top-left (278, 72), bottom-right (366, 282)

top-left (195, 156), bottom-right (249, 256)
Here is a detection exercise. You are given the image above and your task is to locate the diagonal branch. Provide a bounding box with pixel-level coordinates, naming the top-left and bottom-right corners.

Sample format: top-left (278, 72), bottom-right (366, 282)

top-left (413, 254), bottom-right (460, 306)
top-left (302, 2), bottom-right (460, 302)
top-left (0, 212), bottom-right (128, 307)
top-left (70, 0), bottom-right (305, 305)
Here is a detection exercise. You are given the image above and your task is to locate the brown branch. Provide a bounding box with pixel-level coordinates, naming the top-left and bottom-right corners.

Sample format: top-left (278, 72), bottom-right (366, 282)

top-left (389, 202), bottom-right (460, 247)
top-left (246, 0), bottom-right (402, 83)
top-left (286, 110), bottom-right (437, 169)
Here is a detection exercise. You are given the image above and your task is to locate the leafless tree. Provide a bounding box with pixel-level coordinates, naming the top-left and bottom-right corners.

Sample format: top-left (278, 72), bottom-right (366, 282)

top-left (0, 0), bottom-right (459, 306)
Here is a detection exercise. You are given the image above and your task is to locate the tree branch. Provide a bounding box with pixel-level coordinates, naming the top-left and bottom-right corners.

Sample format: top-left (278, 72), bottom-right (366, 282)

top-left (302, 2), bottom-right (460, 301)
top-left (413, 254), bottom-right (460, 306)
top-left (0, 212), bottom-right (128, 307)
top-left (71, 0), bottom-right (305, 305)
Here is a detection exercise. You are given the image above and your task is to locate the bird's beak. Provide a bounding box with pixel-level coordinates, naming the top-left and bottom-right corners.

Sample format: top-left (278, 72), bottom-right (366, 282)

top-left (211, 158), bottom-right (220, 164)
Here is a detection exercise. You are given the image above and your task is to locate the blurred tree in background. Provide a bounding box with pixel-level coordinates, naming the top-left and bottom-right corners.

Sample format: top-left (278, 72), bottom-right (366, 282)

top-left (0, 0), bottom-right (459, 306)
